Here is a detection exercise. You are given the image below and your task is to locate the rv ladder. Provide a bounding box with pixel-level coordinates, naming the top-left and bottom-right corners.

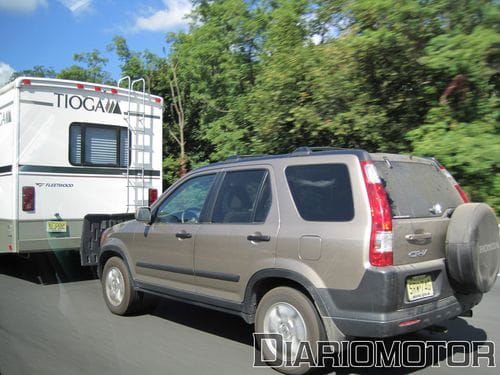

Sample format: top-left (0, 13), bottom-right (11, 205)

top-left (118, 76), bottom-right (152, 211)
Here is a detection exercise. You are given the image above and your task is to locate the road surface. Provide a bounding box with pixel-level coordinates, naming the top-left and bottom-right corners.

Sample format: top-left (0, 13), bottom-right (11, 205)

top-left (0, 252), bottom-right (498, 374)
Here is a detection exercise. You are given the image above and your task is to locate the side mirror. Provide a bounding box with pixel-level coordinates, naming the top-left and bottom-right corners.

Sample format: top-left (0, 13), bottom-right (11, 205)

top-left (135, 207), bottom-right (152, 223)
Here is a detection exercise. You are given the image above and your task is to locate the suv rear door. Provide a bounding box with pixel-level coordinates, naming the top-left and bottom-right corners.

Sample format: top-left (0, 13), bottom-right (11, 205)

top-left (372, 154), bottom-right (465, 265)
top-left (193, 166), bottom-right (278, 303)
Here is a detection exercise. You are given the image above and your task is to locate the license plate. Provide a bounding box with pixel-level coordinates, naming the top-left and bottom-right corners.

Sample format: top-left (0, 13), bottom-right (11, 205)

top-left (47, 221), bottom-right (67, 233)
top-left (406, 275), bottom-right (434, 301)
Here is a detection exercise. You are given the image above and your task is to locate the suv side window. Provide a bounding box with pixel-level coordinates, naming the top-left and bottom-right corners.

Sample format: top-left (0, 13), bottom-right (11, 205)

top-left (254, 174), bottom-right (272, 223)
top-left (212, 169), bottom-right (270, 223)
top-left (285, 164), bottom-right (354, 222)
top-left (156, 174), bottom-right (216, 224)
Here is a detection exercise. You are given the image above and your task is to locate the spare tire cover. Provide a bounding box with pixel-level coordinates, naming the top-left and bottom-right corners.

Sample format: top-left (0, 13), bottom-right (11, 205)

top-left (446, 203), bottom-right (500, 294)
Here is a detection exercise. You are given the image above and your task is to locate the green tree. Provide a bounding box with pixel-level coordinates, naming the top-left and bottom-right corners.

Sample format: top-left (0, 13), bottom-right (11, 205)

top-left (408, 0), bottom-right (500, 209)
top-left (108, 36), bottom-right (187, 185)
top-left (57, 49), bottom-right (114, 84)
top-left (163, 0), bottom-right (499, 209)
top-left (167, 0), bottom-right (266, 161)
top-left (108, 36), bottom-right (168, 92)
top-left (409, 102), bottom-right (499, 210)
top-left (10, 65), bottom-right (56, 80)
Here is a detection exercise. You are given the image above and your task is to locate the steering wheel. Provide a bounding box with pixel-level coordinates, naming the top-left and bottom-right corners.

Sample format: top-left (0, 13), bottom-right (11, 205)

top-left (181, 207), bottom-right (201, 223)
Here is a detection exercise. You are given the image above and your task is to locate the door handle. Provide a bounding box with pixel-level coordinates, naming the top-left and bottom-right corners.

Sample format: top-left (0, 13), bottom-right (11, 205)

top-left (176, 231), bottom-right (192, 239)
top-left (405, 233), bottom-right (432, 244)
top-left (247, 233), bottom-right (271, 243)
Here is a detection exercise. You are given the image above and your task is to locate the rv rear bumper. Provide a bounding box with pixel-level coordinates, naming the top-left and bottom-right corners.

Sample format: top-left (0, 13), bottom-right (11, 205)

top-left (18, 237), bottom-right (81, 252)
top-left (1, 219), bottom-right (84, 253)
top-left (0, 219), bottom-right (14, 254)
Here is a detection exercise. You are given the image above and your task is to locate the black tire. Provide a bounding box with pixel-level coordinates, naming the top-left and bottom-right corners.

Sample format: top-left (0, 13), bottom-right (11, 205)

top-left (446, 203), bottom-right (500, 294)
top-left (255, 287), bottom-right (326, 375)
top-left (101, 257), bottom-right (142, 315)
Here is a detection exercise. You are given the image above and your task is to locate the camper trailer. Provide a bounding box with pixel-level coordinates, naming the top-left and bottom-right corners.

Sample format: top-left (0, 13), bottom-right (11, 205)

top-left (0, 77), bottom-right (163, 257)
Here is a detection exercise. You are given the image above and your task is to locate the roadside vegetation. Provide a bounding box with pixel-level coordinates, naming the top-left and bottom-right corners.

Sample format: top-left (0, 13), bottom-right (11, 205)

top-left (11, 0), bottom-right (499, 211)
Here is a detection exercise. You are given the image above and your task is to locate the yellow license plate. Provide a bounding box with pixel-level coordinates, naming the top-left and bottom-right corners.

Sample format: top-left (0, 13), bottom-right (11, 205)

top-left (406, 275), bottom-right (434, 301)
top-left (47, 221), bottom-right (67, 233)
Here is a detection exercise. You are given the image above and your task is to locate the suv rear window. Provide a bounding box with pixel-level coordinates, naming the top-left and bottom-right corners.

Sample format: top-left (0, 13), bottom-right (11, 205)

top-left (285, 164), bottom-right (354, 221)
top-left (212, 169), bottom-right (270, 223)
top-left (375, 160), bottom-right (462, 218)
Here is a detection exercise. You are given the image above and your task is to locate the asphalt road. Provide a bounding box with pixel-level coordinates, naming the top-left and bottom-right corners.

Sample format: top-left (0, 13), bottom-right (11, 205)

top-left (0, 252), bottom-right (498, 375)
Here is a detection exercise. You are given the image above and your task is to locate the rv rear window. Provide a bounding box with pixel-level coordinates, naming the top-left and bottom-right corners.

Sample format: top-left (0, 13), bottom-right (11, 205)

top-left (69, 123), bottom-right (129, 167)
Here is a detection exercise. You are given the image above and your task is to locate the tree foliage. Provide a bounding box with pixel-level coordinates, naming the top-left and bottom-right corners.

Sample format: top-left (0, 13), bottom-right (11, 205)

top-left (58, 49), bottom-right (114, 84)
top-left (165, 0), bottom-right (499, 209)
top-left (8, 0), bottom-right (500, 209)
top-left (10, 65), bottom-right (57, 79)
top-left (10, 50), bottom-right (114, 84)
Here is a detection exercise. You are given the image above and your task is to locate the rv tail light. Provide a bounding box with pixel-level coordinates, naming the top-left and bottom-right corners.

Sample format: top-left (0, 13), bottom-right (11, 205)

top-left (76, 83), bottom-right (84, 89)
top-left (111, 88), bottom-right (118, 94)
top-left (148, 188), bottom-right (158, 206)
top-left (438, 165), bottom-right (470, 203)
top-left (360, 161), bottom-right (393, 267)
top-left (154, 97), bottom-right (161, 103)
top-left (94, 86), bottom-right (102, 92)
top-left (22, 186), bottom-right (35, 212)
top-left (22, 79), bottom-right (31, 85)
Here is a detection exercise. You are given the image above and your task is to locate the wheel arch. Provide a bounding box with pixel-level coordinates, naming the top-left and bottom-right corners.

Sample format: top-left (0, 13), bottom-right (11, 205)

top-left (98, 245), bottom-right (134, 282)
top-left (243, 269), bottom-right (330, 321)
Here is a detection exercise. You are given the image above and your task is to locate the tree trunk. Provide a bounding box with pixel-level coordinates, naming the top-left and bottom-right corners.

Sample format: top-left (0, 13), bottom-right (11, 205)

top-left (167, 63), bottom-right (188, 177)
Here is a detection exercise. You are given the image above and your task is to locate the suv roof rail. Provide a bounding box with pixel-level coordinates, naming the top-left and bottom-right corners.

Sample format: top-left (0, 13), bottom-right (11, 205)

top-left (225, 154), bottom-right (267, 162)
top-left (291, 146), bottom-right (348, 156)
top-left (193, 147), bottom-right (371, 172)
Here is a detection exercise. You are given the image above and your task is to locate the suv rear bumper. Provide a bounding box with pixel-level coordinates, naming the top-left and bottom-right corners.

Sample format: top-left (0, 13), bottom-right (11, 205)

top-left (322, 293), bottom-right (481, 338)
top-left (317, 259), bottom-right (482, 338)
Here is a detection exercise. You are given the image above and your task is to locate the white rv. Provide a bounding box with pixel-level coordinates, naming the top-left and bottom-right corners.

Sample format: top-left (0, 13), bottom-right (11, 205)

top-left (0, 77), bottom-right (163, 259)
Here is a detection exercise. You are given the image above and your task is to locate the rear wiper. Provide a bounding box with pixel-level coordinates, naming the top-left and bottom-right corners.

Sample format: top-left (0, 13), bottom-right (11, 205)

top-left (443, 207), bottom-right (455, 218)
top-left (383, 157), bottom-right (393, 169)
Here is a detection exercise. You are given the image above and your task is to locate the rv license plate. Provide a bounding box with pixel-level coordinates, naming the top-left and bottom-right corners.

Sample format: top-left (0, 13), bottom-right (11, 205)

top-left (47, 221), bottom-right (67, 233)
top-left (406, 275), bottom-right (434, 301)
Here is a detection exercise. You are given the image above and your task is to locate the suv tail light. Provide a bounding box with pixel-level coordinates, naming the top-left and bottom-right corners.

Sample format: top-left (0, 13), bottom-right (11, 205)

top-left (148, 188), bottom-right (158, 206)
top-left (22, 186), bottom-right (35, 212)
top-left (360, 161), bottom-right (393, 267)
top-left (438, 166), bottom-right (470, 203)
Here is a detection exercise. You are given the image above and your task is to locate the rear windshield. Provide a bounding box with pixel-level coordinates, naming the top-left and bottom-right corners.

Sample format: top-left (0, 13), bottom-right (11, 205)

top-left (375, 160), bottom-right (462, 218)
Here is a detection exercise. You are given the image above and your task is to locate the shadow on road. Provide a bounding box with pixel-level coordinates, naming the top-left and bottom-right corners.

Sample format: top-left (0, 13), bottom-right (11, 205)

top-left (0, 251), bottom-right (96, 285)
top-left (313, 320), bottom-right (488, 374)
top-left (151, 298), bottom-right (255, 345)
top-left (150, 296), bottom-right (489, 374)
